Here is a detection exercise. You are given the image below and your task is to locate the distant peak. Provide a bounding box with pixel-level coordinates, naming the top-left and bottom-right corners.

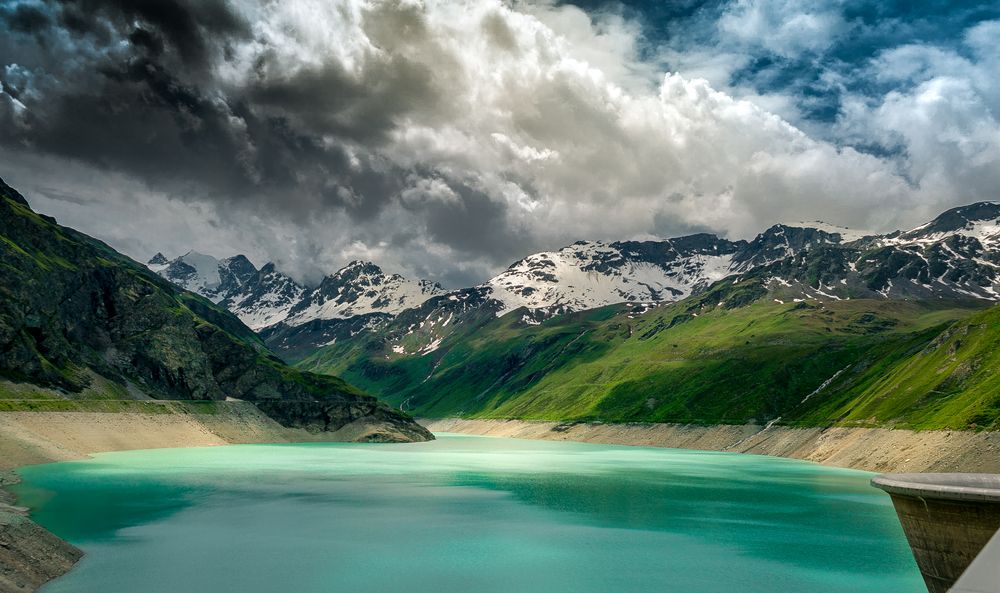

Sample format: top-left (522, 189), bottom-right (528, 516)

top-left (221, 253), bottom-right (255, 267)
top-left (776, 221), bottom-right (873, 242)
top-left (182, 250), bottom-right (213, 259)
top-left (951, 201), bottom-right (1000, 218)
top-left (903, 201), bottom-right (1000, 239)
top-left (148, 252), bottom-right (168, 265)
top-left (337, 260), bottom-right (383, 275)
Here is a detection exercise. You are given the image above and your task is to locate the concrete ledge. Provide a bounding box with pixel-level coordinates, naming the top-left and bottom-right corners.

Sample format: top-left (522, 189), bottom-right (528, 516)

top-left (872, 473), bottom-right (1000, 503)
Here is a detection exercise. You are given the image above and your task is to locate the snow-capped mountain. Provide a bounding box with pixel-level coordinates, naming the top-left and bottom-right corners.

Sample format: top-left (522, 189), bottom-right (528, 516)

top-left (149, 251), bottom-right (257, 303)
top-left (220, 263), bottom-right (306, 330)
top-left (148, 255), bottom-right (443, 332)
top-left (482, 236), bottom-right (742, 315)
top-left (284, 261), bottom-right (443, 325)
top-left (305, 203), bottom-right (1000, 360)
top-left (476, 224), bottom-right (886, 317)
top-left (736, 203), bottom-right (1000, 303)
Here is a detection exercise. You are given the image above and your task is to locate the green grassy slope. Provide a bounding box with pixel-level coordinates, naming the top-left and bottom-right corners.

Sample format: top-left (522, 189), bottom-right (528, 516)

top-left (798, 304), bottom-right (1000, 430)
top-left (299, 289), bottom-right (996, 430)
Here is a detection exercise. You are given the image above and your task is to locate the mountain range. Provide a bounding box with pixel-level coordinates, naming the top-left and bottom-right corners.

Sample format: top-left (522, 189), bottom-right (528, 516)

top-left (151, 201), bottom-right (1000, 360)
top-left (145, 200), bottom-right (1000, 432)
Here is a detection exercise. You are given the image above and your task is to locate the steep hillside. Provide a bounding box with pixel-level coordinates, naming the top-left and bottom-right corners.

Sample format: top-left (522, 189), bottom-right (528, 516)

top-left (0, 178), bottom-right (430, 442)
top-left (298, 293), bottom-right (995, 431)
top-left (799, 303), bottom-right (1000, 430)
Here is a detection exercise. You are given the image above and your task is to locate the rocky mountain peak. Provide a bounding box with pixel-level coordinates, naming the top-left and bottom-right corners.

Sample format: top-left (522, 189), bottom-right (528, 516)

top-left (149, 251), bottom-right (258, 304)
top-left (284, 261), bottom-right (444, 324)
top-left (323, 260), bottom-right (390, 287)
top-left (900, 201), bottom-right (1000, 245)
top-left (149, 252), bottom-right (444, 330)
top-left (220, 262), bottom-right (305, 331)
top-left (732, 224), bottom-right (843, 272)
top-left (217, 254), bottom-right (259, 297)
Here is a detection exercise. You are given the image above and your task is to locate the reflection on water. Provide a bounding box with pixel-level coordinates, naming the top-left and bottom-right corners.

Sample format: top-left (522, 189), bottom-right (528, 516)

top-left (15, 434), bottom-right (923, 593)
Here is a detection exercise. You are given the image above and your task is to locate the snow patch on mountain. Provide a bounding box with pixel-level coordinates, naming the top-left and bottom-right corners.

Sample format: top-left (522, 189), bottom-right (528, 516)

top-left (890, 202), bottom-right (1000, 248)
top-left (482, 240), bottom-right (738, 316)
top-left (896, 219), bottom-right (1000, 249)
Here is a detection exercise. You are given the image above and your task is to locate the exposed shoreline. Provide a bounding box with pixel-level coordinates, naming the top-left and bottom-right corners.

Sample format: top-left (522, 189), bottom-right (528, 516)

top-left (0, 470), bottom-right (83, 593)
top-left (0, 402), bottom-right (415, 593)
top-left (421, 418), bottom-right (1000, 474)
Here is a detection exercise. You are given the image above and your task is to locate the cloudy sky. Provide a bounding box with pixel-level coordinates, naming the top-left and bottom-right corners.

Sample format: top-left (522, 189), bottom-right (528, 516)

top-left (1, 0), bottom-right (998, 286)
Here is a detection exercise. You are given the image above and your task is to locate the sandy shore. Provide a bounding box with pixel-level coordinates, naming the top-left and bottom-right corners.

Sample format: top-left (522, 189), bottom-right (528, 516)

top-left (422, 418), bottom-right (1000, 473)
top-left (0, 401), bottom-right (414, 472)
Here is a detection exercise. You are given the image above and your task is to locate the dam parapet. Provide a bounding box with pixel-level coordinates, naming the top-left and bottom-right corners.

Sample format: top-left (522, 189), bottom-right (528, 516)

top-left (872, 473), bottom-right (1000, 593)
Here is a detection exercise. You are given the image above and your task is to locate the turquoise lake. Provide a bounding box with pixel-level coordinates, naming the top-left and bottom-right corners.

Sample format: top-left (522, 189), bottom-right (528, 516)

top-left (14, 434), bottom-right (923, 593)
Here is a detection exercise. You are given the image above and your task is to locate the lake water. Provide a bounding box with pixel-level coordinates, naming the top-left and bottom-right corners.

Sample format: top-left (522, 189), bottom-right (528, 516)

top-left (14, 434), bottom-right (923, 593)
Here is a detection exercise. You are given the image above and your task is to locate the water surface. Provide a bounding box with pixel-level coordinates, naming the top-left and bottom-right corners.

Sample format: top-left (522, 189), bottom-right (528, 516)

top-left (15, 434), bottom-right (923, 593)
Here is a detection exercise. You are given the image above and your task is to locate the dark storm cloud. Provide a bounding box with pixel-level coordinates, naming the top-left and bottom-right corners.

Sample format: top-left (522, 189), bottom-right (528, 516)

top-left (2, 3), bottom-right (51, 33)
top-left (244, 53), bottom-right (439, 146)
top-left (1, 0), bottom-right (321, 202)
top-left (0, 0), bottom-right (502, 241)
top-left (51, 0), bottom-right (249, 69)
top-left (421, 182), bottom-right (523, 255)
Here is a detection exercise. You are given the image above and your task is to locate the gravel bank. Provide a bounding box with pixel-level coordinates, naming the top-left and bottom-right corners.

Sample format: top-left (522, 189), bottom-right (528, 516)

top-left (422, 418), bottom-right (1000, 473)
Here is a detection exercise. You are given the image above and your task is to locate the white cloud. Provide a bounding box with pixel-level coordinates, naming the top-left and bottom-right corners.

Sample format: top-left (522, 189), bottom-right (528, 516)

top-left (717, 0), bottom-right (849, 57)
top-left (834, 22), bottom-right (1000, 213)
